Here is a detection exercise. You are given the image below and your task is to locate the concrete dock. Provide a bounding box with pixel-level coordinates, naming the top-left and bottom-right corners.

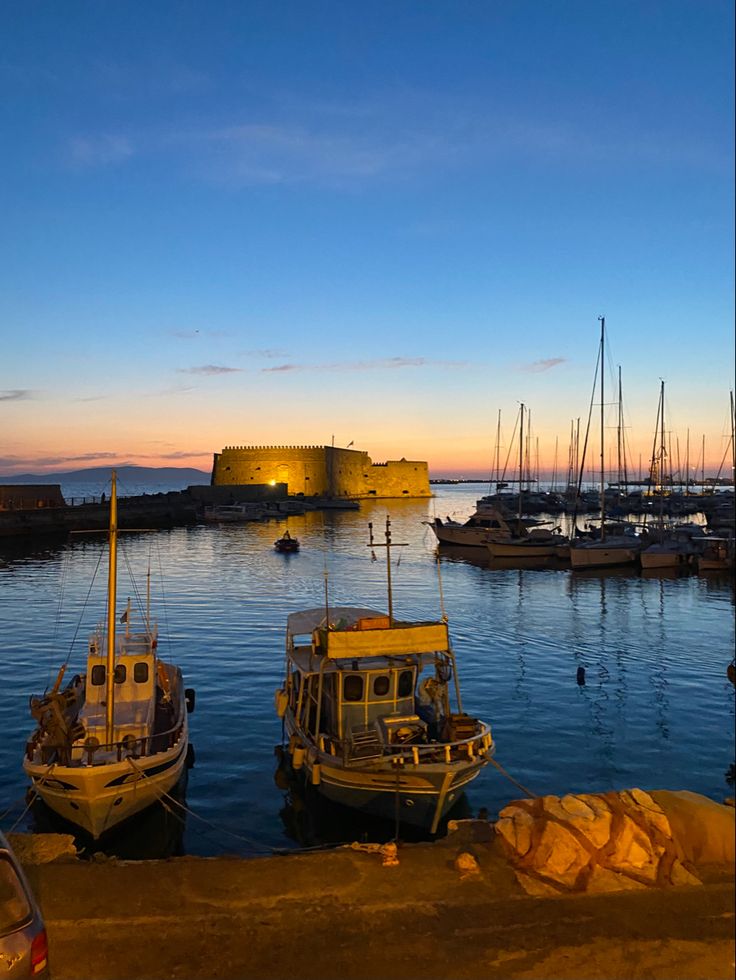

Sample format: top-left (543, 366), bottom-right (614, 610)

top-left (15, 825), bottom-right (735, 980)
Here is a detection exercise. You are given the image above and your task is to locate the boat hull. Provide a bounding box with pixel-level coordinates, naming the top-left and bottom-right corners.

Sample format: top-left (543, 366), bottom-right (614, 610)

top-left (487, 541), bottom-right (568, 559)
top-left (569, 545), bottom-right (639, 569)
top-left (640, 549), bottom-right (693, 569)
top-left (23, 736), bottom-right (188, 839)
top-left (430, 521), bottom-right (491, 547)
top-left (298, 754), bottom-right (486, 832)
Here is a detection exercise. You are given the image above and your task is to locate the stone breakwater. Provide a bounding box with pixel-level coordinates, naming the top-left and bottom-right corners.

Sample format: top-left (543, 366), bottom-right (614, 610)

top-left (495, 788), bottom-right (735, 896)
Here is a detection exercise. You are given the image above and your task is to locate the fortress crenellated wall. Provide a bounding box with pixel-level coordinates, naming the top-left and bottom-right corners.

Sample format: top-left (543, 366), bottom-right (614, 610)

top-left (211, 445), bottom-right (431, 498)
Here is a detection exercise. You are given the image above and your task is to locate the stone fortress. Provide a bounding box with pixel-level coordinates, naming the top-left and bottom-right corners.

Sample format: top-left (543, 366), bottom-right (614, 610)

top-left (211, 445), bottom-right (431, 499)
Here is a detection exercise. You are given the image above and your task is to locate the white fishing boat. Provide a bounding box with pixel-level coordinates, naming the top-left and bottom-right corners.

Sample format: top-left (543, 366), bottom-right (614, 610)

top-left (275, 519), bottom-right (494, 833)
top-left (23, 472), bottom-right (194, 839)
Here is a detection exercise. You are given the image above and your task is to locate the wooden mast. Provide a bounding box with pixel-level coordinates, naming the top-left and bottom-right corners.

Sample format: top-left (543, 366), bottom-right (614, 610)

top-left (105, 470), bottom-right (118, 745)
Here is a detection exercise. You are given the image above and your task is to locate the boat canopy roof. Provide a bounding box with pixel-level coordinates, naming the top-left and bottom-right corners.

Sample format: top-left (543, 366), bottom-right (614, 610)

top-left (287, 606), bottom-right (451, 660)
top-left (287, 607), bottom-right (386, 636)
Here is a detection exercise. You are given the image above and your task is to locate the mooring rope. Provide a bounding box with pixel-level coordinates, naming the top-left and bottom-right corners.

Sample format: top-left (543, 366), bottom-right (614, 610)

top-left (488, 756), bottom-right (537, 800)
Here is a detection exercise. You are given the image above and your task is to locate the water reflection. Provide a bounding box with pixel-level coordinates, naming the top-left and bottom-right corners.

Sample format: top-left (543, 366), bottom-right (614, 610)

top-left (1, 484), bottom-right (733, 858)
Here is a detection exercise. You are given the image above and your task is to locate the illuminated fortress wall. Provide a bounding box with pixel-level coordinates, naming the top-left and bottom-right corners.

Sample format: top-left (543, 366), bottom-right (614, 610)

top-left (211, 445), bottom-right (431, 498)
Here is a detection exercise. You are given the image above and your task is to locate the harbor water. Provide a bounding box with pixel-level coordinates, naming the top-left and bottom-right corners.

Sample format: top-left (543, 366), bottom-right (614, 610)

top-left (0, 484), bottom-right (733, 857)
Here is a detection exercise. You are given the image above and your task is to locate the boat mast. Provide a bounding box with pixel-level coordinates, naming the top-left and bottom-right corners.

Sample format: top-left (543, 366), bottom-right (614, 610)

top-left (658, 380), bottom-right (666, 525)
top-left (105, 471), bottom-right (118, 745)
top-left (598, 317), bottom-right (605, 541)
top-left (518, 403), bottom-right (524, 530)
top-left (494, 409), bottom-right (501, 492)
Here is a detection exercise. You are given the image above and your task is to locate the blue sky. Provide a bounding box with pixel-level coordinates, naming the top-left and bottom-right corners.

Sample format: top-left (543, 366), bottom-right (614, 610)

top-left (1, 1), bottom-right (733, 476)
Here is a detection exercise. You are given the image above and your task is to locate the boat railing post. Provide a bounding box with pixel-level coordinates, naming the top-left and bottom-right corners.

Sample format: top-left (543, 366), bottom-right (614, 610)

top-left (314, 661), bottom-right (326, 742)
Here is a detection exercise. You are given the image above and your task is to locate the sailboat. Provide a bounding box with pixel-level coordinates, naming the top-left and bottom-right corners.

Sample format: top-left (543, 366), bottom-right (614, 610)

top-left (23, 471), bottom-right (194, 839)
top-left (569, 318), bottom-right (642, 570)
top-left (486, 403), bottom-right (570, 560)
top-left (640, 382), bottom-right (699, 570)
top-left (275, 518), bottom-right (493, 833)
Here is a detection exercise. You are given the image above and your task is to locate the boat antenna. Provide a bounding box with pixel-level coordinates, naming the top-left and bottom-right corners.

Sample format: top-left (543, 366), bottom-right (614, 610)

top-left (435, 554), bottom-right (447, 622)
top-left (321, 512), bottom-right (330, 627)
top-left (367, 517), bottom-right (407, 626)
top-left (105, 469), bottom-right (118, 745)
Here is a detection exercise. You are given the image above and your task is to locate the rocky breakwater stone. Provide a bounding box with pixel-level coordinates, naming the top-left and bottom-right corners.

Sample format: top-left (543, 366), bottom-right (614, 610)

top-left (7, 832), bottom-right (78, 864)
top-left (495, 788), bottom-right (734, 896)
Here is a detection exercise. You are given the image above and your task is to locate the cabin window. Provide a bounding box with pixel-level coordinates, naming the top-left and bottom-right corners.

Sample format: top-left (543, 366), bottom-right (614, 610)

top-left (114, 665), bottom-right (126, 684)
top-left (398, 670), bottom-right (414, 697)
top-left (134, 662), bottom-right (149, 683)
top-left (372, 675), bottom-right (390, 697)
top-left (90, 665), bottom-right (105, 686)
top-left (343, 675), bottom-right (363, 702)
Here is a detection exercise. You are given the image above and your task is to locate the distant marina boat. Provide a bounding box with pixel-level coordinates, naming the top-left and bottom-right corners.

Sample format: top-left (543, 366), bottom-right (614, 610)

top-left (275, 519), bottom-right (493, 833)
top-left (23, 472), bottom-right (194, 839)
top-left (485, 403), bottom-right (569, 560)
top-left (570, 317), bottom-right (642, 570)
top-left (203, 502), bottom-right (266, 522)
top-left (428, 501), bottom-right (532, 548)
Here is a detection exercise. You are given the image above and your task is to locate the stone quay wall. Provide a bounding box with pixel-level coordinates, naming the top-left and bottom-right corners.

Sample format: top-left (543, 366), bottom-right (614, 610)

top-left (211, 445), bottom-right (431, 499)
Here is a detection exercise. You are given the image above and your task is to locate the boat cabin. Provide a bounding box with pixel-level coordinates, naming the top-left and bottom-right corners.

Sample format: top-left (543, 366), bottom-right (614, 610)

top-left (282, 607), bottom-right (457, 759)
top-left (80, 622), bottom-right (159, 750)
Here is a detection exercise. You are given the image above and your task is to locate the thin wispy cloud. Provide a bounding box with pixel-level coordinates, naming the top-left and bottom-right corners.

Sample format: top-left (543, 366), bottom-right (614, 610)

top-left (262, 357), bottom-right (467, 374)
top-left (170, 329), bottom-right (231, 339)
top-left (67, 134), bottom-right (135, 168)
top-left (176, 365), bottom-right (243, 375)
top-left (62, 87), bottom-right (726, 184)
top-left (520, 358), bottom-right (567, 373)
top-left (240, 348), bottom-right (290, 359)
top-left (0, 389), bottom-right (32, 401)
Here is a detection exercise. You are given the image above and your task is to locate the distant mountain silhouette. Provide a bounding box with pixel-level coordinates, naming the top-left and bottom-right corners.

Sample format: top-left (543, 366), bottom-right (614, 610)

top-left (0, 466), bottom-right (210, 485)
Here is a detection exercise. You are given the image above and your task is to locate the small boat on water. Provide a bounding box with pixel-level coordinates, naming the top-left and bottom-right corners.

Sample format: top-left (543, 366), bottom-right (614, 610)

top-left (275, 519), bottom-right (493, 833)
top-left (23, 472), bottom-right (194, 839)
top-left (275, 530), bottom-right (300, 553)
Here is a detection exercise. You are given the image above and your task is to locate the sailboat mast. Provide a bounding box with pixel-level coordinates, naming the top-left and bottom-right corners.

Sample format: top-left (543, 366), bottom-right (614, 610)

top-left (495, 409), bottom-right (502, 491)
top-left (617, 366), bottom-right (623, 490)
top-left (598, 317), bottom-right (605, 541)
top-left (105, 471), bottom-right (118, 744)
top-left (658, 380), bottom-right (665, 524)
top-left (518, 403), bottom-right (524, 528)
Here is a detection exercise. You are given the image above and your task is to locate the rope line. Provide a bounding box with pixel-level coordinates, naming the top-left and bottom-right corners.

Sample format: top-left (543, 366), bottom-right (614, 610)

top-left (488, 756), bottom-right (537, 799)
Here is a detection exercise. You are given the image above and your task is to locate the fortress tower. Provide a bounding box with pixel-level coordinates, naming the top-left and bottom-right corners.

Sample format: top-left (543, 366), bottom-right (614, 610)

top-left (211, 445), bottom-right (431, 499)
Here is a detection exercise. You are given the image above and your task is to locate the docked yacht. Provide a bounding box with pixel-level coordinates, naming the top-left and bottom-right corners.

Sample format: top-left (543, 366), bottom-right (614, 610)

top-left (429, 501), bottom-right (527, 547)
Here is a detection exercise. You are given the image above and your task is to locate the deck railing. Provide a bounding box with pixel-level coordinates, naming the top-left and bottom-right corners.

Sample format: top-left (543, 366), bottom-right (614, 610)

top-left (27, 716), bottom-right (185, 766)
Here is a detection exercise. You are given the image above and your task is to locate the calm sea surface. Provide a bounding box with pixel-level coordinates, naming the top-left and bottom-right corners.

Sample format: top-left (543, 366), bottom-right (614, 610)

top-left (1, 483), bottom-right (733, 857)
